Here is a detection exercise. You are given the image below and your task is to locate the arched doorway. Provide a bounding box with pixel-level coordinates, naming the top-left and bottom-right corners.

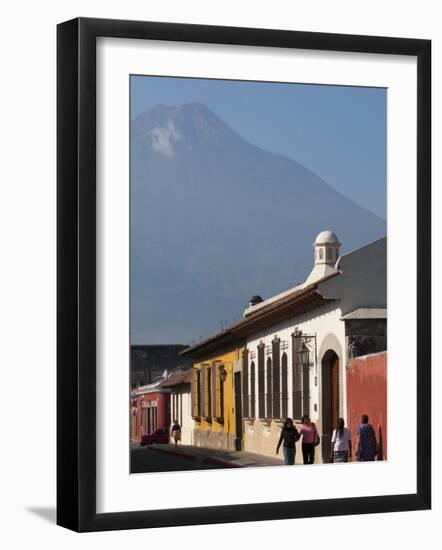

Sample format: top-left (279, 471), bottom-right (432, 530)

top-left (321, 349), bottom-right (340, 462)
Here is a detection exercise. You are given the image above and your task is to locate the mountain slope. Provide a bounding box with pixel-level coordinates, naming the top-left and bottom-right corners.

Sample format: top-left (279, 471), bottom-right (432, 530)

top-left (131, 102), bottom-right (386, 344)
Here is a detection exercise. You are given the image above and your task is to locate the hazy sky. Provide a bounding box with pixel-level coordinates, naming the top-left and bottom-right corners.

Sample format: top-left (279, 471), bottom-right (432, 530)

top-left (131, 75), bottom-right (387, 219)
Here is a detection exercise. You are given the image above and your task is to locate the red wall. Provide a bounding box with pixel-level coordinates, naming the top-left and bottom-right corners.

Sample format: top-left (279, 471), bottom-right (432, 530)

top-left (155, 392), bottom-right (170, 430)
top-left (131, 391), bottom-right (171, 441)
top-left (346, 352), bottom-right (387, 459)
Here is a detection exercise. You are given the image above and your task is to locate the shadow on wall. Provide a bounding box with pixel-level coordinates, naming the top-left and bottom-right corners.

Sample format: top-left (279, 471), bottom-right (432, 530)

top-left (346, 351), bottom-right (387, 460)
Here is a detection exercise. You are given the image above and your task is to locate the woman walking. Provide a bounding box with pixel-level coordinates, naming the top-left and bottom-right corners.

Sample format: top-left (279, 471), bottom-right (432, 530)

top-left (331, 417), bottom-right (352, 463)
top-left (298, 415), bottom-right (319, 464)
top-left (356, 414), bottom-right (377, 461)
top-left (276, 418), bottom-right (300, 465)
top-left (171, 419), bottom-right (182, 447)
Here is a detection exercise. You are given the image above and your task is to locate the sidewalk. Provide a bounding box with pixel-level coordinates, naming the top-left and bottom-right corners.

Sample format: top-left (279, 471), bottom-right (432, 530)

top-left (144, 443), bottom-right (284, 468)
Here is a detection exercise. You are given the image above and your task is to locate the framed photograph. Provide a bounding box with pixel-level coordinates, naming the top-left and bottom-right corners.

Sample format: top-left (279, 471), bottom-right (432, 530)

top-left (57, 17), bottom-right (431, 532)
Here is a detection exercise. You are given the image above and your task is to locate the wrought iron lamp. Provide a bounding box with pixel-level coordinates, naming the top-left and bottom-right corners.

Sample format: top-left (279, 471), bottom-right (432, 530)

top-left (299, 342), bottom-right (310, 368)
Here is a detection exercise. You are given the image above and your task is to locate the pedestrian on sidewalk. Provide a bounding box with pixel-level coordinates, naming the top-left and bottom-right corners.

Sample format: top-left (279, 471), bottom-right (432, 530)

top-left (331, 417), bottom-right (352, 463)
top-left (171, 420), bottom-right (181, 447)
top-left (356, 414), bottom-right (377, 462)
top-left (276, 418), bottom-right (300, 465)
top-left (298, 415), bottom-right (319, 464)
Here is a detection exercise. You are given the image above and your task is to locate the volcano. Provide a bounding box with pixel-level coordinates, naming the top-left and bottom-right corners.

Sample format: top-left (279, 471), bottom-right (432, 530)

top-left (131, 102), bottom-right (386, 344)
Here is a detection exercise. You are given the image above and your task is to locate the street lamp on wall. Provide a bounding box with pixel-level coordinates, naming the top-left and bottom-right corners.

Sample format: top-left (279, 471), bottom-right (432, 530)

top-left (299, 342), bottom-right (310, 368)
top-left (293, 330), bottom-right (317, 377)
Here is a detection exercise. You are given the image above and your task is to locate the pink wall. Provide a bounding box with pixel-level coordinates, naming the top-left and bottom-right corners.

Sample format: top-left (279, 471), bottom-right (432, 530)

top-left (346, 352), bottom-right (387, 459)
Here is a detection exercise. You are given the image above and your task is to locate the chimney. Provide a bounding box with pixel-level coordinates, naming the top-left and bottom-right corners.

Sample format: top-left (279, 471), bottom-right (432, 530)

top-left (248, 295), bottom-right (263, 308)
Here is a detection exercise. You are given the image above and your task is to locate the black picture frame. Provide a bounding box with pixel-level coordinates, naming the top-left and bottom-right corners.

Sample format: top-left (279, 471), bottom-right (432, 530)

top-left (57, 17), bottom-right (431, 532)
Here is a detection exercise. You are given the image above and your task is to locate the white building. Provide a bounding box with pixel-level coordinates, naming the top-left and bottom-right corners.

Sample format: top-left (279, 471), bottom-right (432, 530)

top-left (161, 369), bottom-right (195, 445)
top-left (240, 231), bottom-right (387, 462)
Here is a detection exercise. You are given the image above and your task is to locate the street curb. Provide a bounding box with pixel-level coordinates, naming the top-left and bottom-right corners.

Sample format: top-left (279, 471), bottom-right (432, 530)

top-left (203, 456), bottom-right (244, 468)
top-left (146, 445), bottom-right (198, 462)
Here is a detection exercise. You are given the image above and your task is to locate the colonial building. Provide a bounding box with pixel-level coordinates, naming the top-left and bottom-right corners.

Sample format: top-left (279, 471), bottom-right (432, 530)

top-left (130, 373), bottom-right (171, 442)
top-left (181, 231), bottom-right (386, 462)
top-left (241, 231), bottom-right (386, 462)
top-left (160, 368), bottom-right (194, 445)
top-left (181, 342), bottom-right (246, 451)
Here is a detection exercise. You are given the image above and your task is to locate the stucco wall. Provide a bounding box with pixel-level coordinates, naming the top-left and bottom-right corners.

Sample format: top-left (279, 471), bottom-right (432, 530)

top-left (346, 351), bottom-right (387, 459)
top-left (192, 346), bottom-right (243, 450)
top-left (170, 387), bottom-right (194, 445)
top-left (244, 301), bottom-right (346, 462)
top-left (319, 237), bottom-right (386, 316)
top-left (131, 391), bottom-right (171, 441)
top-left (242, 237), bottom-right (386, 462)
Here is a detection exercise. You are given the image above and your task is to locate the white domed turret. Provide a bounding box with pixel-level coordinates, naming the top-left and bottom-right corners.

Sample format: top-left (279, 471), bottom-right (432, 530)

top-left (305, 230), bottom-right (341, 284)
top-left (315, 230), bottom-right (340, 245)
top-left (313, 230), bottom-right (341, 266)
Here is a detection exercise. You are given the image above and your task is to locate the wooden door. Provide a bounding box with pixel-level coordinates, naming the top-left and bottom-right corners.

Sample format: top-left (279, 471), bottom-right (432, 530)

top-left (330, 356), bottom-right (340, 429)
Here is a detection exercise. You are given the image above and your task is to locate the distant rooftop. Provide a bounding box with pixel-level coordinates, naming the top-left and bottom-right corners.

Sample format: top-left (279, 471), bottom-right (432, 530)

top-left (341, 308), bottom-right (387, 320)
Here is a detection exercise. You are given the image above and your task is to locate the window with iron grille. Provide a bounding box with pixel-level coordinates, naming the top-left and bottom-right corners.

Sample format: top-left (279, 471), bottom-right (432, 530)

top-left (242, 349), bottom-right (249, 418)
top-left (205, 366), bottom-right (212, 421)
top-left (217, 365), bottom-right (224, 422)
top-left (250, 361), bottom-right (256, 418)
top-left (292, 333), bottom-right (302, 420)
top-left (211, 362), bottom-right (217, 418)
top-left (191, 368), bottom-right (201, 418)
top-left (272, 338), bottom-right (281, 419)
top-left (266, 357), bottom-right (272, 418)
top-left (281, 353), bottom-right (288, 419)
top-left (258, 344), bottom-right (265, 418)
top-left (201, 366), bottom-right (206, 419)
top-left (302, 359), bottom-right (310, 418)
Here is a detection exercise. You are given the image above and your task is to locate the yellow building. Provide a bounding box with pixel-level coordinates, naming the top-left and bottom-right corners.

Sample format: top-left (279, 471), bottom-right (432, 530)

top-left (181, 338), bottom-right (245, 451)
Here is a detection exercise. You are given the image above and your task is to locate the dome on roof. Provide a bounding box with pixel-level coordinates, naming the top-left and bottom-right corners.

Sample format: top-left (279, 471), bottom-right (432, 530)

top-left (314, 230), bottom-right (340, 245)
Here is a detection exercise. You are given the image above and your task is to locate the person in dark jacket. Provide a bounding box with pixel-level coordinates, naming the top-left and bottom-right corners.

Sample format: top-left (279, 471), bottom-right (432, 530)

top-left (276, 418), bottom-right (300, 465)
top-left (356, 414), bottom-right (377, 461)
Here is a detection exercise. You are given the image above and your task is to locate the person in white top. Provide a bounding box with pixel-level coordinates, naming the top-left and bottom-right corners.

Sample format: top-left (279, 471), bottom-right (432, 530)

top-left (331, 418), bottom-right (352, 463)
